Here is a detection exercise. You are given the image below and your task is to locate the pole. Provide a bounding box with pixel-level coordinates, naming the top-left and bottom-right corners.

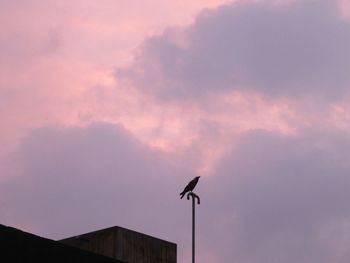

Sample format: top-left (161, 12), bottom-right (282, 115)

top-left (187, 192), bottom-right (200, 263)
top-left (192, 195), bottom-right (195, 263)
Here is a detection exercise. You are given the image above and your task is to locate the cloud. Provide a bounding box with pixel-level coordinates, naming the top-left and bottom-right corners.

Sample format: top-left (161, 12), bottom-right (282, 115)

top-left (119, 0), bottom-right (350, 100)
top-left (0, 123), bottom-right (189, 239)
top-left (199, 129), bottom-right (350, 262)
top-left (2, 1), bottom-right (350, 262)
top-left (2, 123), bottom-right (350, 263)
top-left (0, 0), bottom-right (234, 162)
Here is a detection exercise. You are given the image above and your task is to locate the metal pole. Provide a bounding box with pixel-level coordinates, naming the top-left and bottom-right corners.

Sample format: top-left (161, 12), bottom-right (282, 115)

top-left (192, 194), bottom-right (195, 263)
top-left (187, 192), bottom-right (200, 263)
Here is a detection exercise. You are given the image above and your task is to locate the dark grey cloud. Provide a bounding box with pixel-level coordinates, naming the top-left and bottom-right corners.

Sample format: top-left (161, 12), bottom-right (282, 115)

top-left (119, 0), bottom-right (350, 100)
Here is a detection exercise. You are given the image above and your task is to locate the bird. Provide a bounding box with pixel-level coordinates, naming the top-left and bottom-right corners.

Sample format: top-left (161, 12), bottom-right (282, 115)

top-left (180, 176), bottom-right (200, 199)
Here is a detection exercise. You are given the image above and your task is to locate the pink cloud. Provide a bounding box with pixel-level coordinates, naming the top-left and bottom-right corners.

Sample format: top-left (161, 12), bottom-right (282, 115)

top-left (2, 0), bottom-right (349, 182)
top-left (0, 0), bottom-right (234, 156)
top-left (338, 0), bottom-right (350, 19)
top-left (2, 0), bottom-right (350, 177)
top-left (2, 1), bottom-right (350, 261)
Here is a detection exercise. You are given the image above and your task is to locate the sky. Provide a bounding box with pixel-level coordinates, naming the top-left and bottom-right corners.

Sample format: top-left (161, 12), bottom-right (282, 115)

top-left (1, 0), bottom-right (350, 262)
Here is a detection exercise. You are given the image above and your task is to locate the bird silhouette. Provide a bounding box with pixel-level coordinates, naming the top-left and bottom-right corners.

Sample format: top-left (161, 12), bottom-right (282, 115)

top-left (180, 176), bottom-right (200, 199)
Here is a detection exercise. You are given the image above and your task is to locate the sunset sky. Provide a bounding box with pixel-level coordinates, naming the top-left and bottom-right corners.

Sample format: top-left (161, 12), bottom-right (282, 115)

top-left (1, 0), bottom-right (350, 262)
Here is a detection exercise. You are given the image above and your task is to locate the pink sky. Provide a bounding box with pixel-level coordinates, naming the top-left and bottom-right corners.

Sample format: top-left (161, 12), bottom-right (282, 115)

top-left (2, 0), bottom-right (350, 262)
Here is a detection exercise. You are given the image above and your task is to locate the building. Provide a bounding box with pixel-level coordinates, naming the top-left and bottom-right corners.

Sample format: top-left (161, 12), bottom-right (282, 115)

top-left (1, 224), bottom-right (177, 263)
top-left (0, 224), bottom-right (124, 263)
top-left (60, 226), bottom-right (177, 263)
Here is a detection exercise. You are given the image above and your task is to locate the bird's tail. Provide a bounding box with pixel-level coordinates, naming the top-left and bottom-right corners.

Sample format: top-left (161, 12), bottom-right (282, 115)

top-left (180, 191), bottom-right (185, 199)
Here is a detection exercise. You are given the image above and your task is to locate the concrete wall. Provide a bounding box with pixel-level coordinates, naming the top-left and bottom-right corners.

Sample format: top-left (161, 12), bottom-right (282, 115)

top-left (60, 226), bottom-right (177, 263)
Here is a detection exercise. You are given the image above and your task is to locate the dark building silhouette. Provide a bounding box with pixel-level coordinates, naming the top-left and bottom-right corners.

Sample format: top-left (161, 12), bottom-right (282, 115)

top-left (1, 224), bottom-right (176, 263)
top-left (60, 226), bottom-right (177, 263)
top-left (0, 224), bottom-right (124, 263)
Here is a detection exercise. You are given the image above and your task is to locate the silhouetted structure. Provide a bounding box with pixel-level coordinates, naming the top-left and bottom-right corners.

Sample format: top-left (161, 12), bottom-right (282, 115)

top-left (180, 176), bottom-right (200, 199)
top-left (0, 224), bottom-right (124, 263)
top-left (186, 192), bottom-right (200, 263)
top-left (60, 226), bottom-right (177, 263)
top-left (180, 176), bottom-right (201, 263)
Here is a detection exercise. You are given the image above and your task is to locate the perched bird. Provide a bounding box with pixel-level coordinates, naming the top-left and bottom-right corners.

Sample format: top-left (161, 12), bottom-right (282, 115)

top-left (180, 176), bottom-right (200, 199)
